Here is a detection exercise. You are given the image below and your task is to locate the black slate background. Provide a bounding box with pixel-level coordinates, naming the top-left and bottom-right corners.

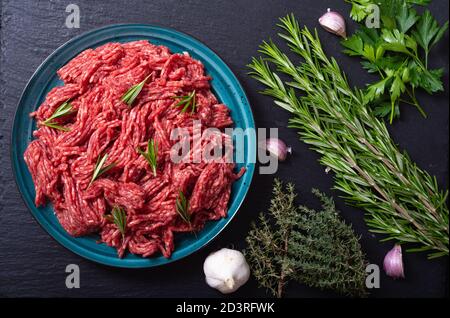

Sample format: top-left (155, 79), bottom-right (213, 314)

top-left (0, 0), bottom-right (448, 298)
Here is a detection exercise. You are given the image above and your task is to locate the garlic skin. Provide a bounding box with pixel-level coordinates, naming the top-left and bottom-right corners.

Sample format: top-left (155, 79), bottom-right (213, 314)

top-left (265, 138), bottom-right (292, 161)
top-left (383, 244), bottom-right (405, 279)
top-left (203, 248), bottom-right (250, 294)
top-left (318, 8), bottom-right (347, 38)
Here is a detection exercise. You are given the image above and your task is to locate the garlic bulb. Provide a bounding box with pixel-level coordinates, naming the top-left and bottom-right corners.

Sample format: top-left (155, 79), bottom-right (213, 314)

top-left (318, 8), bottom-right (347, 38)
top-left (203, 248), bottom-right (250, 294)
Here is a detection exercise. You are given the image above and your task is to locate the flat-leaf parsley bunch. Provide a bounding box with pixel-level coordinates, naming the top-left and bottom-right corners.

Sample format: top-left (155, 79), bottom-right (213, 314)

top-left (343, 0), bottom-right (448, 122)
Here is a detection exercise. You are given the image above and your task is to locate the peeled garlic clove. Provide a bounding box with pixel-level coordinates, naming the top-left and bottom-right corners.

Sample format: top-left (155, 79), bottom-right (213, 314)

top-left (319, 8), bottom-right (346, 38)
top-left (204, 248), bottom-right (250, 294)
top-left (383, 244), bottom-right (405, 279)
top-left (265, 138), bottom-right (292, 161)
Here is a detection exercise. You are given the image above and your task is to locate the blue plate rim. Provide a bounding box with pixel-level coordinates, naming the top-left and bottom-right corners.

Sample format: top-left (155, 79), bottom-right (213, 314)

top-left (10, 23), bottom-right (256, 268)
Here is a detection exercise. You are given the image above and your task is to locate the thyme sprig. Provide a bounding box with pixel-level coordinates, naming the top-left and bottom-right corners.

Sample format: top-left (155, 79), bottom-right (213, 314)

top-left (89, 153), bottom-right (116, 187)
top-left (137, 139), bottom-right (158, 176)
top-left (121, 74), bottom-right (152, 106)
top-left (41, 99), bottom-right (73, 131)
top-left (172, 90), bottom-right (197, 113)
top-left (245, 179), bottom-right (368, 298)
top-left (248, 14), bottom-right (448, 258)
top-left (104, 206), bottom-right (127, 239)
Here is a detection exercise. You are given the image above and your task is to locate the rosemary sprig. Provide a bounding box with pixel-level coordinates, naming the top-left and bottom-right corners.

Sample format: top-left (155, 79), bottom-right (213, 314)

top-left (89, 153), bottom-right (116, 187)
top-left (104, 206), bottom-right (127, 239)
top-left (41, 99), bottom-right (73, 131)
top-left (248, 14), bottom-right (448, 258)
top-left (121, 74), bottom-right (151, 106)
top-left (172, 90), bottom-right (197, 113)
top-left (137, 139), bottom-right (158, 176)
top-left (175, 190), bottom-right (191, 225)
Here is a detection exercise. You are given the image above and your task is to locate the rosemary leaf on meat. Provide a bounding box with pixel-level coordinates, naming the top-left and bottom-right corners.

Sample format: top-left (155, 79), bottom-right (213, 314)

top-left (41, 99), bottom-right (73, 131)
top-left (247, 14), bottom-right (449, 258)
top-left (121, 74), bottom-right (152, 106)
top-left (41, 121), bottom-right (70, 132)
top-left (172, 90), bottom-right (197, 113)
top-left (89, 153), bottom-right (116, 187)
top-left (245, 179), bottom-right (368, 298)
top-left (137, 139), bottom-right (158, 176)
top-left (105, 206), bottom-right (127, 239)
top-left (176, 190), bottom-right (191, 225)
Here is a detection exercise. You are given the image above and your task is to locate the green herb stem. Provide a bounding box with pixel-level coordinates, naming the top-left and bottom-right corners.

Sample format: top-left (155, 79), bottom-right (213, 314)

top-left (404, 86), bottom-right (427, 118)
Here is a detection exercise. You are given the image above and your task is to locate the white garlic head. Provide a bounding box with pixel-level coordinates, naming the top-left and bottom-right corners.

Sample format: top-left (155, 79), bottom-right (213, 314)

top-left (203, 248), bottom-right (250, 294)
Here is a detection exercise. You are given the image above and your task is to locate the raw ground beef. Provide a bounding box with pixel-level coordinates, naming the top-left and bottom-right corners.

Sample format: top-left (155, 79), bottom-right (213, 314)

top-left (24, 40), bottom-right (244, 258)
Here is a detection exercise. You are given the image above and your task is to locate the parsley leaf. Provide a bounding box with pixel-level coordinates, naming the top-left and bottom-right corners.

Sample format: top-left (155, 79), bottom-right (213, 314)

top-left (412, 10), bottom-right (449, 67)
top-left (365, 77), bottom-right (391, 103)
top-left (419, 68), bottom-right (444, 94)
top-left (381, 29), bottom-right (417, 55)
top-left (391, 74), bottom-right (406, 102)
top-left (396, 2), bottom-right (419, 33)
top-left (412, 10), bottom-right (441, 51)
top-left (342, 34), bottom-right (364, 57)
top-left (348, 0), bottom-right (373, 22)
top-left (342, 28), bottom-right (384, 62)
top-left (373, 101), bottom-right (397, 118)
top-left (355, 27), bottom-right (381, 45)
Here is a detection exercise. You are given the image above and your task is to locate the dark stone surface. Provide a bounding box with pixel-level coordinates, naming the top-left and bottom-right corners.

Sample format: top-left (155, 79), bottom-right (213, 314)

top-left (0, 0), bottom-right (448, 298)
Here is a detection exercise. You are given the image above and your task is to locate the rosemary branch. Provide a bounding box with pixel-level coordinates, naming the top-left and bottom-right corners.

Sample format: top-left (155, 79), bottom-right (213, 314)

top-left (248, 14), bottom-right (448, 258)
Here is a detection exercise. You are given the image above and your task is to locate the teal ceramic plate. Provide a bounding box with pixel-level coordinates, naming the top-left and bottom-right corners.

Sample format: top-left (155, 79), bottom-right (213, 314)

top-left (11, 24), bottom-right (255, 268)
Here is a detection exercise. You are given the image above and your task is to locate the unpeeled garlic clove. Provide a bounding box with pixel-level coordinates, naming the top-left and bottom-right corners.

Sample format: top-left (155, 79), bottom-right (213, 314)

top-left (319, 8), bottom-right (347, 38)
top-left (383, 244), bottom-right (405, 279)
top-left (265, 138), bottom-right (292, 162)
